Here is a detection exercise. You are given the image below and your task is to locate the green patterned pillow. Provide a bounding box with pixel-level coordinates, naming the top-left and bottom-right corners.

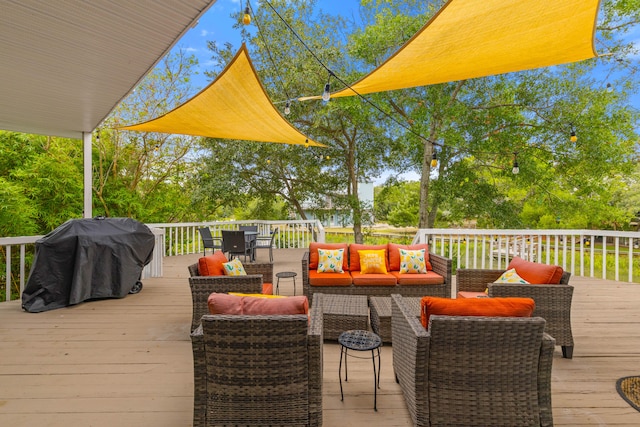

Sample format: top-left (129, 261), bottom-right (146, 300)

top-left (494, 268), bottom-right (529, 284)
top-left (222, 258), bottom-right (247, 276)
top-left (317, 248), bottom-right (345, 273)
top-left (399, 248), bottom-right (427, 274)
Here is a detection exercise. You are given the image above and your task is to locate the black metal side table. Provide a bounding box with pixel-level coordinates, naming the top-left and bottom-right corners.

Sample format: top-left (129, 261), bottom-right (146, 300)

top-left (338, 329), bottom-right (382, 411)
top-left (275, 271), bottom-right (297, 295)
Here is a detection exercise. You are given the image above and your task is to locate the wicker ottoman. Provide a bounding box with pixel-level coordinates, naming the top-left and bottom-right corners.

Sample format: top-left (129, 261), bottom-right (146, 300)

top-left (322, 294), bottom-right (369, 340)
top-left (369, 296), bottom-right (423, 343)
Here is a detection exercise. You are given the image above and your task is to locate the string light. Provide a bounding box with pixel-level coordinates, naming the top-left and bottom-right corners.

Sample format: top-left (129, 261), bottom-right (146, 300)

top-left (243, 2), bottom-right (251, 25)
top-left (569, 124), bottom-right (577, 142)
top-left (322, 71), bottom-right (333, 102)
top-left (284, 100), bottom-right (291, 115)
top-left (512, 152), bottom-right (520, 175)
top-left (606, 82), bottom-right (613, 92)
top-left (430, 151), bottom-right (438, 168)
top-left (322, 83), bottom-right (331, 102)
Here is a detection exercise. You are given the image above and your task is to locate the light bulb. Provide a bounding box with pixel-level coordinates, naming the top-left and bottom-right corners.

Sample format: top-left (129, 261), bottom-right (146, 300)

top-left (606, 83), bottom-right (613, 93)
top-left (430, 152), bottom-right (437, 168)
top-left (322, 83), bottom-right (331, 102)
top-left (266, 159), bottom-right (271, 164)
top-left (570, 131), bottom-right (577, 142)
top-left (284, 100), bottom-right (290, 115)
top-left (243, 7), bottom-right (251, 25)
top-left (512, 161), bottom-right (520, 175)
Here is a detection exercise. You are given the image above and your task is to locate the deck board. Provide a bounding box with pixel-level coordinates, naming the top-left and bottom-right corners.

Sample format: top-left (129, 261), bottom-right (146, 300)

top-left (1, 249), bottom-right (639, 426)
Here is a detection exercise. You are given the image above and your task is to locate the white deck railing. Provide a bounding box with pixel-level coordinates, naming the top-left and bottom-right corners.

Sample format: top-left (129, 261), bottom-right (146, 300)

top-left (414, 228), bottom-right (640, 283)
top-left (1, 220), bottom-right (324, 302)
top-left (4, 224), bottom-right (638, 303)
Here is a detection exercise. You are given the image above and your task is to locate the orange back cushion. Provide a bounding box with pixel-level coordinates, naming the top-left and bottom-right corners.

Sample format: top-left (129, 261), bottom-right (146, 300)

top-left (349, 244), bottom-right (389, 271)
top-left (507, 256), bottom-right (564, 284)
top-left (389, 243), bottom-right (431, 271)
top-left (208, 293), bottom-right (309, 316)
top-left (198, 251), bottom-right (229, 276)
top-left (309, 242), bottom-right (349, 271)
top-left (420, 296), bottom-right (535, 329)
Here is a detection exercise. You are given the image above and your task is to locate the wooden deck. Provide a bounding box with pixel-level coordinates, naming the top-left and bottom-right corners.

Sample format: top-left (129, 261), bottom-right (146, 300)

top-left (1, 248), bottom-right (639, 426)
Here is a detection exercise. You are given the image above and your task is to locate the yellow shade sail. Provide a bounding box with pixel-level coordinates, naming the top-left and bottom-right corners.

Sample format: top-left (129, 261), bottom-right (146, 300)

top-left (302, 0), bottom-right (599, 100)
top-left (120, 44), bottom-right (324, 147)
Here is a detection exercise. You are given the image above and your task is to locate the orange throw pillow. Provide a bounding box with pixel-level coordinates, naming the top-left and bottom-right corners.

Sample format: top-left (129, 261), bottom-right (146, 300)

top-left (198, 251), bottom-right (228, 276)
top-left (507, 256), bottom-right (564, 284)
top-left (420, 296), bottom-right (535, 329)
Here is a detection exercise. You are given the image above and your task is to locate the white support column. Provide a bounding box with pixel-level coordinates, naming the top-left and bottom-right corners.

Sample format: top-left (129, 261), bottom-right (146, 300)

top-left (83, 131), bottom-right (93, 218)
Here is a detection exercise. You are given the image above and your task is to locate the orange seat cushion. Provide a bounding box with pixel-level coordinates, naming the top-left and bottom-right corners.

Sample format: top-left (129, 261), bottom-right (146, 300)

top-left (348, 244), bottom-right (388, 272)
top-left (208, 293), bottom-right (309, 316)
top-left (309, 242), bottom-right (349, 271)
top-left (308, 269), bottom-right (352, 286)
top-left (262, 282), bottom-right (273, 295)
top-left (457, 291), bottom-right (489, 299)
top-left (507, 256), bottom-right (564, 284)
top-left (390, 271), bottom-right (444, 285)
top-left (350, 270), bottom-right (397, 286)
top-left (198, 251), bottom-right (228, 276)
top-left (388, 243), bottom-right (432, 271)
top-left (420, 296), bottom-right (535, 329)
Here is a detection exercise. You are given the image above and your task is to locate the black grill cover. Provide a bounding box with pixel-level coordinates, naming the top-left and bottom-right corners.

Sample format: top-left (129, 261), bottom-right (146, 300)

top-left (22, 217), bottom-right (155, 313)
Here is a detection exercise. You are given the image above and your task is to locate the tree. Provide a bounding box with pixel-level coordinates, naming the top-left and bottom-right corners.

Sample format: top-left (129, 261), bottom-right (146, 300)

top-left (99, 50), bottom-right (207, 222)
top-left (349, 0), bottom-right (639, 229)
top-left (197, 0), bottom-right (400, 242)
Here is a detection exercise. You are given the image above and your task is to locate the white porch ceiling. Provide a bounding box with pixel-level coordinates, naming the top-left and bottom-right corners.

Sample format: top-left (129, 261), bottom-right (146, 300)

top-left (0, 0), bottom-right (217, 139)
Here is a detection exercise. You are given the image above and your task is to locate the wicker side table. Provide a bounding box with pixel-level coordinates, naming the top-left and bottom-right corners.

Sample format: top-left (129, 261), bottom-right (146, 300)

top-left (322, 294), bottom-right (369, 340)
top-left (370, 296), bottom-right (422, 343)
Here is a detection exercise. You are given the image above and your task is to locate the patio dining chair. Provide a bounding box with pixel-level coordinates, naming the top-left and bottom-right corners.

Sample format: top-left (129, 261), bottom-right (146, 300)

top-left (254, 227), bottom-right (278, 262)
top-left (198, 227), bottom-right (222, 256)
top-left (222, 230), bottom-right (253, 262)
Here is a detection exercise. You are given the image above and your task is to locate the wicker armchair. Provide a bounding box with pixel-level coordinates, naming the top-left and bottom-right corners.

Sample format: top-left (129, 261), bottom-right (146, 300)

top-left (187, 262), bottom-right (273, 333)
top-left (190, 293), bottom-right (324, 427)
top-left (457, 268), bottom-right (574, 358)
top-left (391, 294), bottom-right (555, 427)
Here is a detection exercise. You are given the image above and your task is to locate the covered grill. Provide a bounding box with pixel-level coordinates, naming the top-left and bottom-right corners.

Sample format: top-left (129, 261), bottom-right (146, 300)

top-left (22, 217), bottom-right (155, 313)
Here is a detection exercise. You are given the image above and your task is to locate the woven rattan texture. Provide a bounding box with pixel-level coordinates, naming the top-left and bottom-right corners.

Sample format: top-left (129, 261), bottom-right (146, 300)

top-left (190, 293), bottom-right (324, 427)
top-left (390, 294), bottom-right (555, 427)
top-left (187, 262), bottom-right (273, 333)
top-left (322, 294), bottom-right (369, 341)
top-left (457, 268), bottom-right (574, 358)
top-left (369, 296), bottom-right (421, 343)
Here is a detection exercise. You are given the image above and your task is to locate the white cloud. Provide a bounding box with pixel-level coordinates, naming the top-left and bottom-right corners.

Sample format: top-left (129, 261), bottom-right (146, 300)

top-left (200, 29), bottom-right (210, 37)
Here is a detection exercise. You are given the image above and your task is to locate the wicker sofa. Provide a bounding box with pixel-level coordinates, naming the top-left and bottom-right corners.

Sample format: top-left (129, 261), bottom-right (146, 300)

top-left (190, 293), bottom-right (324, 427)
top-left (302, 243), bottom-right (452, 303)
top-left (457, 264), bottom-right (574, 359)
top-left (391, 294), bottom-right (555, 427)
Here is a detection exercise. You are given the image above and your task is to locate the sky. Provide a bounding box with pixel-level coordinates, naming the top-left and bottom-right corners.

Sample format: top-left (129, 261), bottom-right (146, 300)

top-left (167, 0), bottom-right (639, 183)
top-left (171, 0), bottom-right (362, 94)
